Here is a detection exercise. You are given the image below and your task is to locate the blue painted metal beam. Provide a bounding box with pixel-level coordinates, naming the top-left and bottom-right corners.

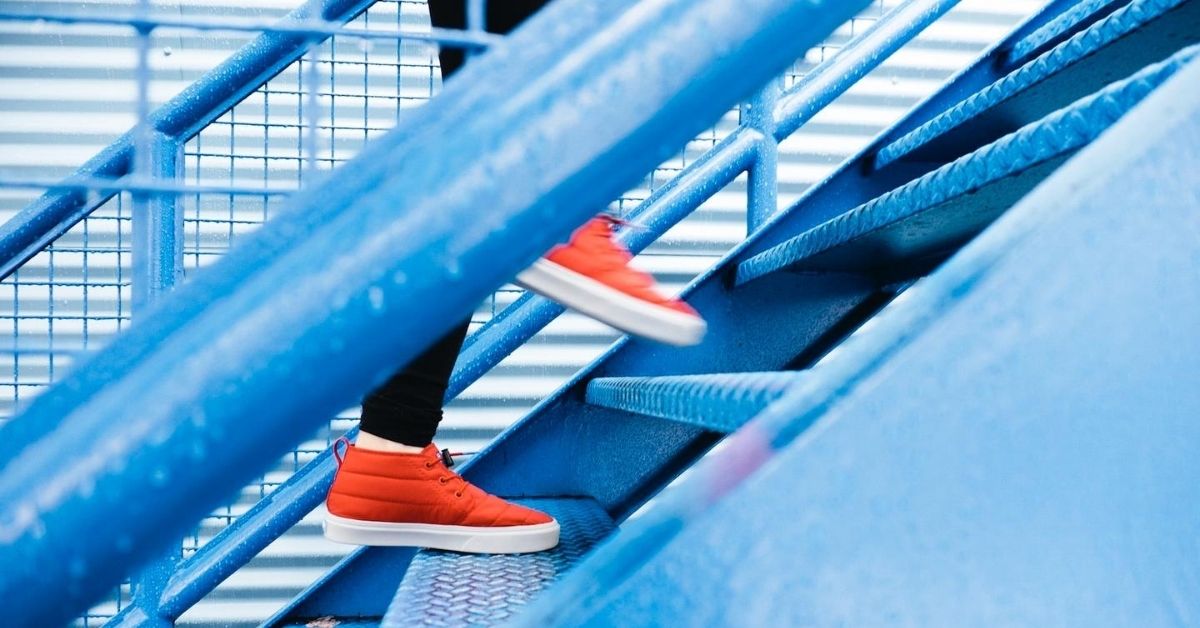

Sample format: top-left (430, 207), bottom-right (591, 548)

top-left (876, 0), bottom-right (1199, 168)
top-left (0, 0), bottom-right (378, 283)
top-left (586, 372), bottom-right (804, 433)
top-left (526, 55), bottom-right (1200, 626)
top-left (274, 1), bottom-right (1110, 618)
top-left (104, 123), bottom-right (761, 627)
top-left (98, 6), bottom-right (967, 609)
top-left (737, 44), bottom-right (1198, 285)
top-left (707, 0), bottom-right (1106, 274)
top-left (772, 0), bottom-right (963, 142)
top-left (130, 133), bottom-right (183, 316)
top-left (745, 80), bottom-right (780, 233)
top-left (0, 0), bottom-right (869, 624)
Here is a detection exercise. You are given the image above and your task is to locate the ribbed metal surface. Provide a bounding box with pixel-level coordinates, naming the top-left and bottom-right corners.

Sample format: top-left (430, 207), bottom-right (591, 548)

top-left (1009, 0), bottom-right (1127, 61)
top-left (737, 44), bottom-right (1197, 284)
top-left (878, 0), bottom-right (1194, 167)
top-left (586, 371), bottom-right (804, 433)
top-left (382, 498), bottom-right (614, 627)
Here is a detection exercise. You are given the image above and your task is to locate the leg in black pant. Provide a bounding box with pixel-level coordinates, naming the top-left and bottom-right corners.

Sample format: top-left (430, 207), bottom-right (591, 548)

top-left (357, 0), bottom-right (551, 448)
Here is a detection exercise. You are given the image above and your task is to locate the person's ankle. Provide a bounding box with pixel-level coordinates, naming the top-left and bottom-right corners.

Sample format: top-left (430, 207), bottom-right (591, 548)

top-left (355, 430), bottom-right (426, 454)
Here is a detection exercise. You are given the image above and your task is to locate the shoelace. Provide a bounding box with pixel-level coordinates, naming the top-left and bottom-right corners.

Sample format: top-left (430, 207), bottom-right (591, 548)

top-left (425, 455), bottom-right (469, 498)
top-left (332, 436), bottom-right (479, 498)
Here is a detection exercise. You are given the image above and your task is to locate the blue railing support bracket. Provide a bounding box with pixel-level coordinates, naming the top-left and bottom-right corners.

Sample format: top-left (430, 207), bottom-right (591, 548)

top-left (131, 133), bottom-right (184, 316)
top-left (745, 80), bottom-right (781, 233)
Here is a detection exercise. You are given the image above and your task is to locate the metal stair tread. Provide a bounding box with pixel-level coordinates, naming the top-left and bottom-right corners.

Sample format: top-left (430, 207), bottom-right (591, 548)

top-left (586, 371), bottom-right (805, 433)
top-left (876, 0), bottom-right (1198, 167)
top-left (1008, 0), bottom-right (1129, 62)
top-left (735, 43), bottom-right (1197, 285)
top-left (381, 497), bottom-right (615, 627)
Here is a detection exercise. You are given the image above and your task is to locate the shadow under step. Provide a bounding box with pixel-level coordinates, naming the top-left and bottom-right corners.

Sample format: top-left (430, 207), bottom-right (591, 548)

top-left (381, 497), bottom-right (614, 627)
top-left (876, 0), bottom-right (1199, 168)
top-left (586, 372), bottom-right (804, 433)
top-left (736, 43), bottom-right (1197, 285)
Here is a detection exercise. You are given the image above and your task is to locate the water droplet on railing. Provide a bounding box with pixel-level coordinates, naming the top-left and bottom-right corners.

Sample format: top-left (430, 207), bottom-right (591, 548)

top-left (150, 467), bottom-right (169, 487)
top-left (367, 286), bottom-right (385, 312)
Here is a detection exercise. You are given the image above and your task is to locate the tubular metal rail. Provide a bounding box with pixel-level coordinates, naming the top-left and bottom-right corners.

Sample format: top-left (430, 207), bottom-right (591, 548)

top-left (2, 0), bottom-right (1192, 624)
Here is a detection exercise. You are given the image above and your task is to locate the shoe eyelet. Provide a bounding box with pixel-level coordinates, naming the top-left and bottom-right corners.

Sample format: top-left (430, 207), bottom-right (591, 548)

top-left (439, 477), bottom-right (449, 484)
top-left (424, 461), bottom-right (435, 469)
top-left (454, 491), bottom-right (464, 498)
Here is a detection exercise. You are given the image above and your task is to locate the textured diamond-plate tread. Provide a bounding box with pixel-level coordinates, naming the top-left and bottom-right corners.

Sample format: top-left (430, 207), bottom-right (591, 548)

top-left (381, 497), bottom-right (614, 627)
top-left (736, 44), bottom-right (1197, 285)
top-left (876, 0), bottom-right (1197, 167)
top-left (586, 372), bottom-right (804, 433)
top-left (1009, 0), bottom-right (1126, 62)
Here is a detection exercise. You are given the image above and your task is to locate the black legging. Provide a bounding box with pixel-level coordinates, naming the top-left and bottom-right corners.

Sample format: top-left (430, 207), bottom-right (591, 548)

top-left (358, 0), bottom-right (551, 447)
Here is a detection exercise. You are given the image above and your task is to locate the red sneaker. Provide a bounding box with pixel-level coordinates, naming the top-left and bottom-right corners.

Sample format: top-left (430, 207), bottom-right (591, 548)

top-left (323, 443), bottom-right (559, 554)
top-left (516, 216), bottom-right (707, 346)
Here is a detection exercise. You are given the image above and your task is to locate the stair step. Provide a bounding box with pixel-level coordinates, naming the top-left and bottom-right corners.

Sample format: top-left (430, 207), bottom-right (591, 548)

top-left (381, 497), bottom-right (615, 627)
top-left (736, 43), bottom-right (1197, 285)
top-left (1008, 0), bottom-right (1129, 63)
top-left (586, 372), bottom-right (803, 433)
top-left (876, 0), bottom-right (1199, 168)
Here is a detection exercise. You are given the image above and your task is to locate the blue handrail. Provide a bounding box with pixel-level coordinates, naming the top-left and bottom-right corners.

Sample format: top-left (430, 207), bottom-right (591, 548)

top-left (110, 2), bottom-right (963, 622)
top-left (0, 0), bottom-right (871, 624)
top-left (0, 0), bottom-right (385, 283)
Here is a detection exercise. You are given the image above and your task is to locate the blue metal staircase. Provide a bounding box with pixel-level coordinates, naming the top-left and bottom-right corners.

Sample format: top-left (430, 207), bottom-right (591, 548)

top-left (0, 0), bottom-right (1195, 625)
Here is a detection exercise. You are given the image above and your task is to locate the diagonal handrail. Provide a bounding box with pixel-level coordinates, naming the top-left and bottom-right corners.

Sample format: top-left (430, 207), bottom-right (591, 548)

top-left (118, 2), bottom-right (963, 622)
top-left (0, 0), bottom-right (871, 624)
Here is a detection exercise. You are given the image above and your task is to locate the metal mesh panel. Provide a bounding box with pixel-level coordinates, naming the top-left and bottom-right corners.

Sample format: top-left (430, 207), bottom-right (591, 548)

top-left (0, 198), bottom-right (129, 418)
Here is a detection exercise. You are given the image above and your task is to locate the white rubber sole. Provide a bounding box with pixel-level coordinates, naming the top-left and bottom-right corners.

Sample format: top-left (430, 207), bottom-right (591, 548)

top-left (323, 513), bottom-right (560, 554)
top-left (516, 259), bottom-right (706, 346)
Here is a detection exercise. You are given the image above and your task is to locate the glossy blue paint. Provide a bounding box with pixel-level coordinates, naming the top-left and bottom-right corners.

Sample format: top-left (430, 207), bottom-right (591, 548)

top-left (0, 0), bottom-right (378, 282)
top-left (729, 0), bottom-right (1165, 266)
top-left (0, 0), bottom-right (869, 624)
top-left (586, 372), bottom-right (804, 433)
top-left (876, 0), bottom-right (1199, 168)
top-left (745, 80), bottom-right (780, 233)
top-left (547, 56), bottom-right (1200, 626)
top-left (105, 119), bottom-right (762, 627)
top-left (0, 9), bottom-right (499, 47)
top-left (772, 0), bottom-right (963, 141)
top-left (1008, 0), bottom-right (1127, 63)
top-left (130, 133), bottom-right (183, 316)
top-left (289, 2), bottom-right (1106, 617)
top-left (126, 131), bottom-right (184, 628)
top-left (738, 44), bottom-right (1199, 285)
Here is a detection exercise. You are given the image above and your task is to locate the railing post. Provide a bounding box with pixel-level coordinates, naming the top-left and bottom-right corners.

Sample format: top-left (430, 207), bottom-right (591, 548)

top-left (131, 133), bottom-right (184, 314)
top-left (127, 130), bottom-right (184, 628)
top-left (744, 78), bottom-right (780, 233)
